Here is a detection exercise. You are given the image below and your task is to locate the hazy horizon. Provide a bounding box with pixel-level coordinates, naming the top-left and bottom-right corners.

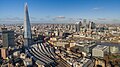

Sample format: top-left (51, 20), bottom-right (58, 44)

top-left (0, 0), bottom-right (120, 24)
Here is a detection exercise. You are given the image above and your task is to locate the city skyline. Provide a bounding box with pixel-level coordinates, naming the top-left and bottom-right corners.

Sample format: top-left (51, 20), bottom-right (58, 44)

top-left (0, 0), bottom-right (120, 24)
top-left (0, 1), bottom-right (120, 66)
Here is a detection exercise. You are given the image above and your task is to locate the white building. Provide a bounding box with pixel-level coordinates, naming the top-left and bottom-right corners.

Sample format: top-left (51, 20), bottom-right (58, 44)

top-left (92, 45), bottom-right (109, 58)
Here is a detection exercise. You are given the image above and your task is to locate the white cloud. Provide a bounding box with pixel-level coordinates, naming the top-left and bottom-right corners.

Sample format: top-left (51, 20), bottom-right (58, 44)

top-left (92, 7), bottom-right (103, 10)
top-left (30, 17), bottom-right (36, 20)
top-left (93, 8), bottom-right (100, 10)
top-left (0, 17), bottom-right (23, 22)
top-left (97, 18), bottom-right (107, 20)
top-left (55, 16), bottom-right (65, 19)
top-left (95, 18), bottom-right (120, 24)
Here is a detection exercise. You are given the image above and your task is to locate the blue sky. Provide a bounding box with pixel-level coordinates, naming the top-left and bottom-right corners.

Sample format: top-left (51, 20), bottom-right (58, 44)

top-left (0, 0), bottom-right (120, 24)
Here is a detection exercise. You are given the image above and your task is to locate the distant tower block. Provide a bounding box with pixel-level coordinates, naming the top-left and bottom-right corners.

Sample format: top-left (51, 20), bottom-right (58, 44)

top-left (83, 19), bottom-right (87, 27)
top-left (88, 21), bottom-right (95, 30)
top-left (1, 28), bottom-right (15, 48)
top-left (75, 21), bottom-right (82, 32)
top-left (24, 3), bottom-right (32, 47)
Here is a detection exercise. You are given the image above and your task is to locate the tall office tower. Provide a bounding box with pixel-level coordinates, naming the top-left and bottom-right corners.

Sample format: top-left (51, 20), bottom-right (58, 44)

top-left (75, 21), bottom-right (82, 32)
top-left (1, 28), bottom-right (15, 48)
top-left (24, 3), bottom-right (32, 47)
top-left (83, 19), bottom-right (87, 27)
top-left (1, 28), bottom-right (14, 59)
top-left (88, 21), bottom-right (96, 29)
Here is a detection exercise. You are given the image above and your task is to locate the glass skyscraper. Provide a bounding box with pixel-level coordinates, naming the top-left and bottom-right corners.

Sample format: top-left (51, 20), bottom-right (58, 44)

top-left (24, 3), bottom-right (32, 47)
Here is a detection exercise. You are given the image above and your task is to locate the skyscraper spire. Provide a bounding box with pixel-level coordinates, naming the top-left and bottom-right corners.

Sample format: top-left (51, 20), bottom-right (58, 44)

top-left (24, 3), bottom-right (32, 47)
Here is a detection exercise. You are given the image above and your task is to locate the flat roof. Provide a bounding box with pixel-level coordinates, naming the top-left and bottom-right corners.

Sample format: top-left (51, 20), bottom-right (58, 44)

top-left (93, 45), bottom-right (108, 51)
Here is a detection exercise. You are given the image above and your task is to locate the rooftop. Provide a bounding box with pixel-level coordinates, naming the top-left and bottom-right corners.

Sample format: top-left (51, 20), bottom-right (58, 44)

top-left (93, 45), bottom-right (108, 51)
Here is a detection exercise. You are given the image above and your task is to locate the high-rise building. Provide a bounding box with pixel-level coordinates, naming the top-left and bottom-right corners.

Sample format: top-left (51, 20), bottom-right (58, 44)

top-left (24, 3), bottom-right (32, 47)
top-left (75, 21), bottom-right (82, 32)
top-left (1, 28), bottom-right (15, 47)
top-left (1, 28), bottom-right (14, 59)
top-left (88, 21), bottom-right (96, 29)
top-left (83, 19), bottom-right (87, 27)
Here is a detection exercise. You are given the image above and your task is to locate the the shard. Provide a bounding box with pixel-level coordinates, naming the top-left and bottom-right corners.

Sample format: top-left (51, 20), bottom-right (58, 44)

top-left (24, 3), bottom-right (32, 47)
top-left (23, 3), bottom-right (57, 67)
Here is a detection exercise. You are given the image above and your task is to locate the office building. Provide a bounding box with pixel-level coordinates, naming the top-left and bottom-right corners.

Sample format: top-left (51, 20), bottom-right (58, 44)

top-left (110, 46), bottom-right (120, 53)
top-left (92, 45), bottom-right (109, 58)
top-left (24, 3), bottom-right (32, 47)
top-left (75, 21), bottom-right (82, 32)
top-left (88, 21), bottom-right (96, 29)
top-left (83, 19), bottom-right (87, 27)
top-left (1, 28), bottom-right (15, 47)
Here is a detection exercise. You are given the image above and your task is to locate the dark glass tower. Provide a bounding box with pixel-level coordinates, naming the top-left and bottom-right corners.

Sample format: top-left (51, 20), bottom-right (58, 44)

top-left (1, 28), bottom-right (15, 48)
top-left (75, 21), bottom-right (82, 32)
top-left (24, 3), bottom-right (32, 48)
